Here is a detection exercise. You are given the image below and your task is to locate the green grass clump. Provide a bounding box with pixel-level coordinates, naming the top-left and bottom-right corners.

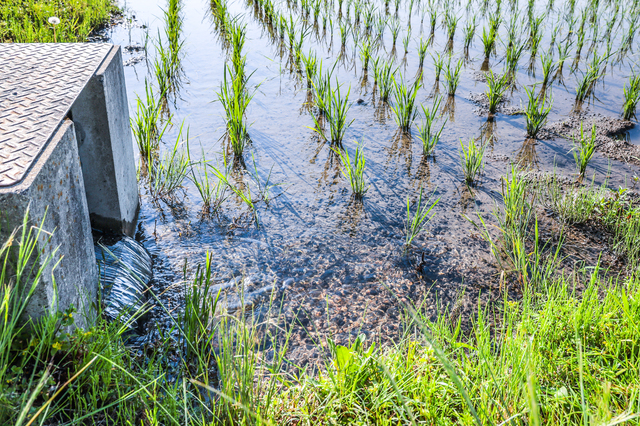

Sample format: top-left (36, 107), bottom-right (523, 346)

top-left (444, 57), bottom-right (463, 96)
top-left (0, 0), bottom-right (117, 42)
top-left (374, 59), bottom-right (395, 102)
top-left (459, 137), bottom-right (486, 185)
top-left (333, 140), bottom-right (369, 198)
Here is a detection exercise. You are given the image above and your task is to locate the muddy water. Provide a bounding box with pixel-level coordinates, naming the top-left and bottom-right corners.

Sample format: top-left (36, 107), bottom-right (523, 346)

top-left (103, 0), bottom-right (639, 355)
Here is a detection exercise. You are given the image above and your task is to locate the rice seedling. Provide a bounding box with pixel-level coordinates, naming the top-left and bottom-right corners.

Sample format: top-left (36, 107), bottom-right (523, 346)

top-left (443, 56), bottom-right (463, 96)
top-left (523, 85), bottom-right (553, 138)
top-left (416, 95), bottom-right (447, 156)
top-left (431, 52), bottom-right (445, 82)
top-left (404, 185), bottom-right (440, 248)
top-left (217, 65), bottom-right (255, 159)
top-left (340, 22), bottom-right (349, 47)
top-left (130, 81), bottom-right (170, 159)
top-left (571, 121), bottom-right (597, 179)
top-left (333, 139), bottom-right (369, 198)
top-left (574, 65), bottom-right (600, 103)
top-left (539, 51), bottom-right (557, 88)
top-left (390, 75), bottom-right (421, 131)
top-left (153, 35), bottom-right (173, 97)
top-left (402, 27), bottom-right (411, 54)
top-left (462, 15), bottom-right (477, 49)
top-left (312, 80), bottom-right (353, 145)
top-left (389, 19), bottom-right (400, 46)
top-left (164, 0), bottom-right (183, 69)
top-left (148, 123), bottom-right (191, 199)
top-left (428, 9), bottom-right (437, 36)
top-left (359, 38), bottom-right (373, 71)
top-left (302, 50), bottom-right (318, 88)
top-left (189, 153), bottom-right (228, 214)
top-left (407, 33), bottom-right (423, 66)
top-left (311, 62), bottom-right (334, 114)
top-left (446, 13), bottom-right (459, 43)
top-left (622, 72), bottom-right (640, 121)
top-left (485, 69), bottom-right (509, 114)
top-left (505, 41), bottom-right (525, 76)
top-left (374, 58), bottom-right (395, 102)
top-left (481, 26), bottom-right (497, 59)
top-left (459, 137), bottom-right (486, 185)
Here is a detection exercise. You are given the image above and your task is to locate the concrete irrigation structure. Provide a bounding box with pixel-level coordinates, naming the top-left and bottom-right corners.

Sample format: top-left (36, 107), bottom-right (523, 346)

top-left (0, 43), bottom-right (138, 328)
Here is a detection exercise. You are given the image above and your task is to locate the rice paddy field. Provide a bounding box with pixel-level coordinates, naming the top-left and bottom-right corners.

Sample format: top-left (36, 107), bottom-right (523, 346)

top-left (111, 0), bottom-right (640, 356)
top-left (5, 0), bottom-right (640, 423)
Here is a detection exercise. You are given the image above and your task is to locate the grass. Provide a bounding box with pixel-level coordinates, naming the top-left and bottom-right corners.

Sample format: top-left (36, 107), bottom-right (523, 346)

top-left (524, 85), bottom-right (553, 138)
top-left (390, 75), bottom-right (421, 132)
top-left (333, 140), bottom-right (369, 198)
top-left (571, 122), bottom-right (598, 179)
top-left (0, 0), bottom-right (117, 42)
top-left (404, 185), bottom-right (439, 248)
top-left (431, 52), bottom-right (445, 82)
top-left (622, 72), bottom-right (640, 121)
top-left (459, 137), bottom-right (486, 185)
top-left (417, 37), bottom-right (427, 68)
top-left (485, 70), bottom-right (509, 114)
top-left (359, 38), bottom-right (373, 72)
top-left (463, 16), bottom-right (477, 50)
top-left (416, 96), bottom-right (447, 156)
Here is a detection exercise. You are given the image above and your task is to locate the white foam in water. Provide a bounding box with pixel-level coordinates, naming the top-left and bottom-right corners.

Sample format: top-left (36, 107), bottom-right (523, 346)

top-left (95, 237), bottom-right (152, 328)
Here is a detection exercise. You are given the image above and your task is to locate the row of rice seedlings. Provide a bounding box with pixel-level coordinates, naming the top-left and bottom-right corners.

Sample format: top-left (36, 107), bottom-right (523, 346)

top-left (390, 74), bottom-right (421, 131)
top-left (130, 81), bottom-right (170, 159)
top-left (404, 185), bottom-right (439, 248)
top-left (523, 85), bottom-right (553, 138)
top-left (459, 137), bottom-right (486, 185)
top-left (333, 139), bottom-right (369, 198)
top-left (572, 122), bottom-right (597, 179)
top-left (622, 72), bottom-right (640, 121)
top-left (217, 65), bottom-right (255, 160)
top-left (485, 69), bottom-right (509, 115)
top-left (416, 95), bottom-right (447, 156)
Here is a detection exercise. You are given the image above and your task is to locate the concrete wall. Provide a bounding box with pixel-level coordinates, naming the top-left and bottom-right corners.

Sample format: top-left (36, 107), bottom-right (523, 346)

top-left (0, 120), bottom-right (98, 329)
top-left (71, 45), bottom-right (139, 236)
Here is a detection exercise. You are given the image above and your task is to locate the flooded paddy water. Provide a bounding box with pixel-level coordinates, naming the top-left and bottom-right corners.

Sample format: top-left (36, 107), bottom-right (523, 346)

top-left (100, 0), bottom-right (639, 363)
